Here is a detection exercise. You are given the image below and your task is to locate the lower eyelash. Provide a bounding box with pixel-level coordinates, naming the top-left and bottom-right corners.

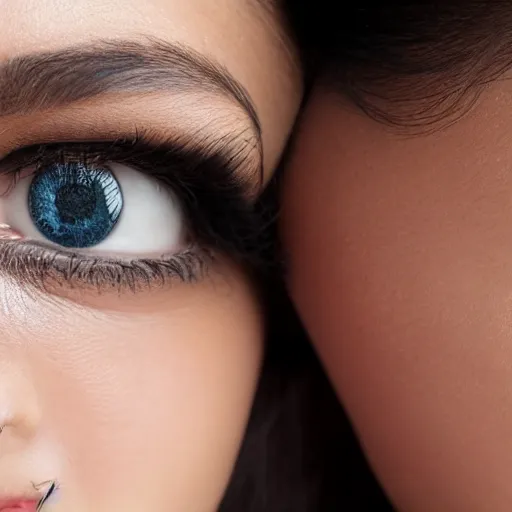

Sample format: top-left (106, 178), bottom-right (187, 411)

top-left (0, 239), bottom-right (211, 293)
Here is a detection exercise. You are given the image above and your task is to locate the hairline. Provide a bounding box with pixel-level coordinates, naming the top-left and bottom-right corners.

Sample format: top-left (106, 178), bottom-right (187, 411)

top-left (304, 3), bottom-right (512, 133)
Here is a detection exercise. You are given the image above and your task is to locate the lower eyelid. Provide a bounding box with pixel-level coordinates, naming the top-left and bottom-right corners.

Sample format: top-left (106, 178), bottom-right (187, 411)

top-left (0, 239), bottom-right (211, 294)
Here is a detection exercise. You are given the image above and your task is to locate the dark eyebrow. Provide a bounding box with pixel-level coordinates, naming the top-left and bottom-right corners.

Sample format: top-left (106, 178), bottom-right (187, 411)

top-left (0, 38), bottom-right (262, 139)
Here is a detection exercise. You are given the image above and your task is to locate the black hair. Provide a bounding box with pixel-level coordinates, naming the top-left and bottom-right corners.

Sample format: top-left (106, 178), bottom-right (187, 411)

top-left (286, 1), bottom-right (512, 131)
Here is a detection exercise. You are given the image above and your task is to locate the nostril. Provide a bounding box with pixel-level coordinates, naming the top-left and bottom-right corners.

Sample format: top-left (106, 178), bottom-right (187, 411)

top-left (0, 412), bottom-right (38, 441)
top-left (0, 367), bottom-right (42, 440)
top-left (0, 417), bottom-right (13, 438)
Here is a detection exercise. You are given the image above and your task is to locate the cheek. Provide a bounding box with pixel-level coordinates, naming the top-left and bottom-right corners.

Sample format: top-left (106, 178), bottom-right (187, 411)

top-left (282, 92), bottom-right (512, 510)
top-left (0, 271), bottom-right (263, 511)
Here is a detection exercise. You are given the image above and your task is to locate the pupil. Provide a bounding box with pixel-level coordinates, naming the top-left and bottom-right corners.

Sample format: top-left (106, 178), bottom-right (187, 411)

top-left (55, 184), bottom-right (97, 224)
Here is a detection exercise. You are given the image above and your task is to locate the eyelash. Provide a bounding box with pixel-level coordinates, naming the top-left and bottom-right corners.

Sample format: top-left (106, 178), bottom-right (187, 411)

top-left (0, 240), bottom-right (209, 293)
top-left (0, 131), bottom-right (267, 293)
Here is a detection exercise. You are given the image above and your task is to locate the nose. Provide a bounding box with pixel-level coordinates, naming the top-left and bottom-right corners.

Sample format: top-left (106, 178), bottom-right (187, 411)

top-left (0, 354), bottom-right (62, 505)
top-left (0, 358), bottom-right (41, 443)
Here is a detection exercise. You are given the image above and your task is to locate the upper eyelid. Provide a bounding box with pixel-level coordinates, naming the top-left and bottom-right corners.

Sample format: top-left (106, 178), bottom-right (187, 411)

top-left (0, 135), bottom-right (261, 226)
top-left (0, 89), bottom-right (265, 190)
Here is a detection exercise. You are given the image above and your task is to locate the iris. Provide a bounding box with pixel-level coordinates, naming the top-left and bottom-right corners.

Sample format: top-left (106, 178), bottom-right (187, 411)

top-left (29, 163), bottom-right (123, 248)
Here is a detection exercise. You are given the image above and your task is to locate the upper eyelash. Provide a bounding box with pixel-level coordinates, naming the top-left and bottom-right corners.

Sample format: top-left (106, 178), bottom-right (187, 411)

top-left (0, 128), bottom-right (259, 186)
top-left (0, 131), bottom-right (273, 293)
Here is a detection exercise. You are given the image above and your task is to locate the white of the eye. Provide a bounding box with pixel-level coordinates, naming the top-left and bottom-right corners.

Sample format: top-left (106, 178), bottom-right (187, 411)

top-left (4, 163), bottom-right (185, 257)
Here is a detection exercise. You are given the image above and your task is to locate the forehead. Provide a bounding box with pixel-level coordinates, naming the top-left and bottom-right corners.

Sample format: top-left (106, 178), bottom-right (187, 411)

top-left (0, 0), bottom-right (283, 50)
top-left (0, 0), bottom-right (301, 175)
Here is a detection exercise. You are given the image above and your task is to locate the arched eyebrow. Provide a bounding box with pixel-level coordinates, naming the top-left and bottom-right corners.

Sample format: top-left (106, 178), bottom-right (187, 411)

top-left (0, 37), bottom-right (262, 143)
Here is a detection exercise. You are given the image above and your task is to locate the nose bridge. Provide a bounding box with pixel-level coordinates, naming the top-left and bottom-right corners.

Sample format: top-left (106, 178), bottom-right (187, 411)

top-left (0, 355), bottom-right (41, 438)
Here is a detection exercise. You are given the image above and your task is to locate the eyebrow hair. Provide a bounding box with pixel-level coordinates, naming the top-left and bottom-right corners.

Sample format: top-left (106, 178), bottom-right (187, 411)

top-left (0, 38), bottom-right (262, 140)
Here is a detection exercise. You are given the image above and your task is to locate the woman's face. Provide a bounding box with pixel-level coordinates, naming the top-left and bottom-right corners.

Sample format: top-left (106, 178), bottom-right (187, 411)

top-left (282, 80), bottom-right (512, 510)
top-left (0, 1), bottom-right (301, 511)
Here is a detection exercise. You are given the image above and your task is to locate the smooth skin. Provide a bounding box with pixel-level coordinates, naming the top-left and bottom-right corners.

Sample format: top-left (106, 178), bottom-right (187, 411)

top-left (0, 1), bottom-right (301, 511)
top-left (283, 81), bottom-right (512, 511)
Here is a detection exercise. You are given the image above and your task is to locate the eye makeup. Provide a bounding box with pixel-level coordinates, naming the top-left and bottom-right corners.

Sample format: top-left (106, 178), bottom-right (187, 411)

top-left (0, 130), bottom-right (271, 293)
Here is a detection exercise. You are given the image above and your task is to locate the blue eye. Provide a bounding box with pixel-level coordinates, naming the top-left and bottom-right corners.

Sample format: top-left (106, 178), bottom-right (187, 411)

top-left (6, 158), bottom-right (185, 257)
top-left (28, 163), bottom-right (123, 248)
